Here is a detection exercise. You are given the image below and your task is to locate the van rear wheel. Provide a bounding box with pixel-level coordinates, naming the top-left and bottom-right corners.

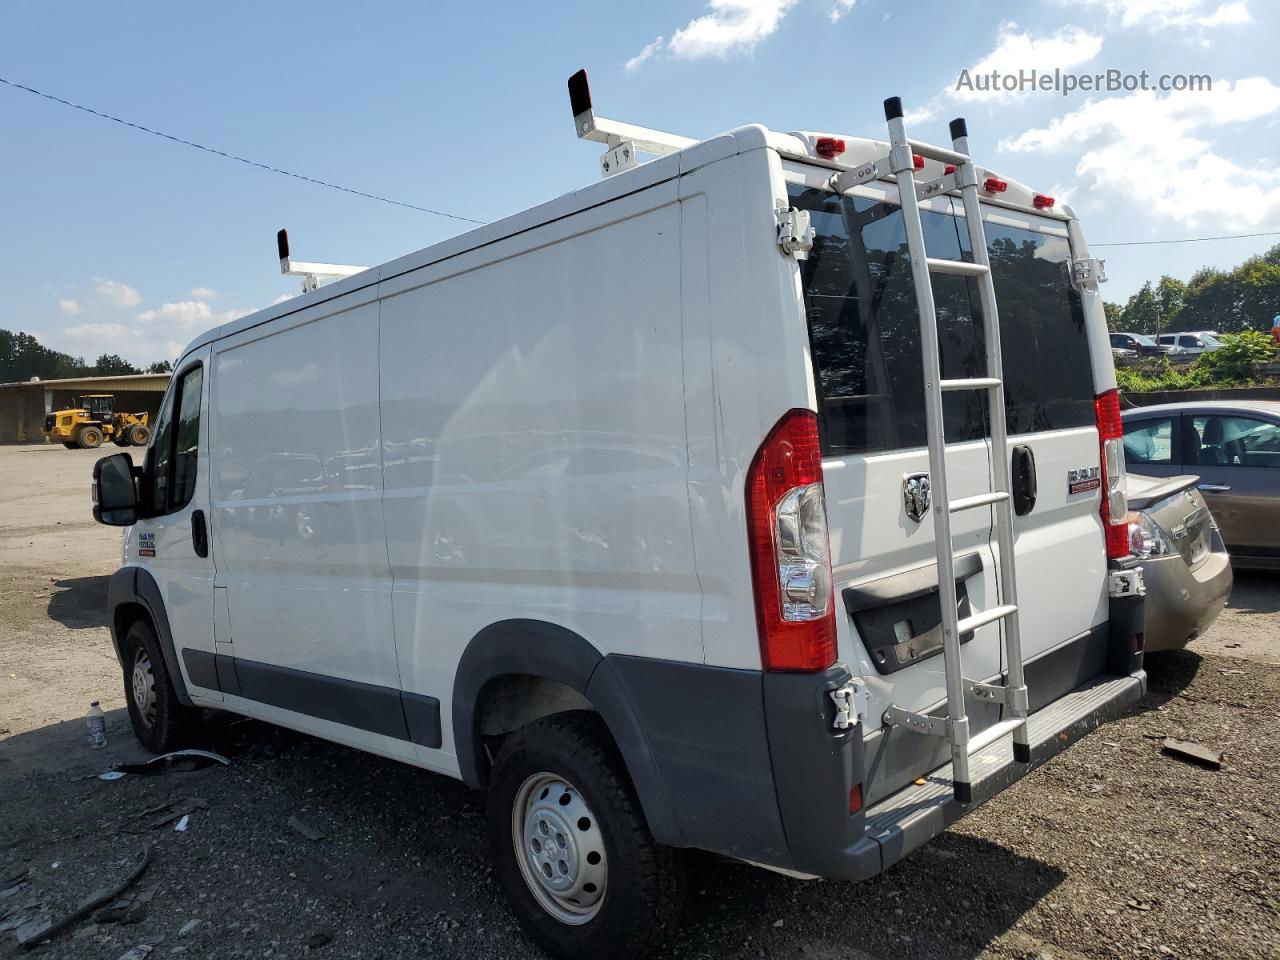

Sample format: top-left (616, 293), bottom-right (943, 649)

top-left (487, 712), bottom-right (683, 960)
top-left (121, 619), bottom-right (200, 753)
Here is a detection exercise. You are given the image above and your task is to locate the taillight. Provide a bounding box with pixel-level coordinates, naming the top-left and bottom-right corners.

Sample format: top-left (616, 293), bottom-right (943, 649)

top-left (745, 410), bottom-right (837, 672)
top-left (1095, 389), bottom-right (1129, 559)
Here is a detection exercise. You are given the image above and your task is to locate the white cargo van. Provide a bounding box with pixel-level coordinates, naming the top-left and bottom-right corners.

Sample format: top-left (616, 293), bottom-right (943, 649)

top-left (92, 76), bottom-right (1147, 959)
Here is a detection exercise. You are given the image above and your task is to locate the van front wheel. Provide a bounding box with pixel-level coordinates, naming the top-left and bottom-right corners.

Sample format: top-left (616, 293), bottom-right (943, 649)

top-left (121, 619), bottom-right (200, 753)
top-left (487, 712), bottom-right (683, 960)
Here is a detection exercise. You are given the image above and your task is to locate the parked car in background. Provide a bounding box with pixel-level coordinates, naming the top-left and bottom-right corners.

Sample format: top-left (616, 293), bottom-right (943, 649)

top-left (1112, 346), bottom-right (1138, 364)
top-left (1156, 332), bottom-right (1221, 357)
top-left (1122, 401), bottom-right (1280, 569)
top-left (1125, 473), bottom-right (1231, 650)
top-left (1110, 332), bottom-right (1162, 357)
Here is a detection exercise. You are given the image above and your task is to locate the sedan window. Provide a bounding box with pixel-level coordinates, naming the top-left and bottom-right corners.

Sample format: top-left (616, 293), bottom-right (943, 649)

top-left (1191, 415), bottom-right (1280, 468)
top-left (1123, 417), bottom-right (1174, 464)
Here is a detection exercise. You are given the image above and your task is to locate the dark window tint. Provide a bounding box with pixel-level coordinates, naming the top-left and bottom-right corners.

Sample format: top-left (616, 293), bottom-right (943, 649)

top-left (1123, 417), bottom-right (1174, 464)
top-left (980, 222), bottom-right (1095, 434)
top-left (148, 392), bottom-right (174, 510)
top-left (790, 184), bottom-right (1096, 455)
top-left (147, 363), bottom-right (203, 514)
top-left (171, 365), bottom-right (203, 507)
top-left (789, 187), bottom-right (987, 455)
top-left (1191, 414), bottom-right (1280, 468)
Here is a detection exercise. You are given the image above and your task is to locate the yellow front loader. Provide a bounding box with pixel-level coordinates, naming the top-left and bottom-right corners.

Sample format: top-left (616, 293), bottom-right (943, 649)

top-left (43, 395), bottom-right (151, 449)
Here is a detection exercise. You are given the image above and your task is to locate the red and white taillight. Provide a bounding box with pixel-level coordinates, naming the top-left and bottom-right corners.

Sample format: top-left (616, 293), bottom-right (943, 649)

top-left (745, 410), bottom-right (837, 672)
top-left (1095, 389), bottom-right (1129, 559)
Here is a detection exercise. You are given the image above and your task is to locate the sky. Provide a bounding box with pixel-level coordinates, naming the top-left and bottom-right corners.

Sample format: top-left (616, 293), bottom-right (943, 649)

top-left (1, 0), bottom-right (1277, 368)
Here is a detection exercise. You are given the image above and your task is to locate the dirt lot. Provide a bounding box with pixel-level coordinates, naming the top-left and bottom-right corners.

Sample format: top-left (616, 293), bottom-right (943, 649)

top-left (1, 442), bottom-right (1278, 960)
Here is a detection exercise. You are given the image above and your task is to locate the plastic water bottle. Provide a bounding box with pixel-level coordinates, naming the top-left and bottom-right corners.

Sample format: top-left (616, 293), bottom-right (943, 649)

top-left (86, 701), bottom-right (107, 749)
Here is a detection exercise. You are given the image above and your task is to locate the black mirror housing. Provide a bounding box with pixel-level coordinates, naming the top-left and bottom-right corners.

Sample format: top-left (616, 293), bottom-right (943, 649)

top-left (93, 453), bottom-right (140, 526)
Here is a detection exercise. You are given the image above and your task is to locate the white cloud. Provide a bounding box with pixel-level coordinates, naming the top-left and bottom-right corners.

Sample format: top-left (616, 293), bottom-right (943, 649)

top-left (58, 298), bottom-right (81, 316)
top-left (190, 287), bottom-right (217, 299)
top-left (667, 0), bottom-right (798, 60)
top-left (952, 22), bottom-right (1104, 103)
top-left (94, 279), bottom-right (142, 309)
top-left (625, 36), bottom-right (665, 73)
top-left (828, 0), bottom-right (855, 23)
top-left (1061, 0), bottom-right (1250, 29)
top-left (1000, 76), bottom-right (1280, 228)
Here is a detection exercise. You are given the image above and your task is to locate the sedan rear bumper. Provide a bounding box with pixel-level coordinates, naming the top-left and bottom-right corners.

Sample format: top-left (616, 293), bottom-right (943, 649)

top-left (1142, 533), bottom-right (1233, 652)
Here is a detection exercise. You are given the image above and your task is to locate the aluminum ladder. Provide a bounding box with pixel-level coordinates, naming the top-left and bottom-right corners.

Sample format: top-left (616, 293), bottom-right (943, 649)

top-left (878, 96), bottom-right (1030, 804)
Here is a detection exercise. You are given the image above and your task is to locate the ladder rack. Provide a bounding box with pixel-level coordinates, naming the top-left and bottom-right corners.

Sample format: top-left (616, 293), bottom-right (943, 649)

top-left (875, 97), bottom-right (1031, 804)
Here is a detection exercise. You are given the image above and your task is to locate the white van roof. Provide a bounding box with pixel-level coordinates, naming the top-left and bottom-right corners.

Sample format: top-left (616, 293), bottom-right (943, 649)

top-left (184, 122), bottom-right (1070, 360)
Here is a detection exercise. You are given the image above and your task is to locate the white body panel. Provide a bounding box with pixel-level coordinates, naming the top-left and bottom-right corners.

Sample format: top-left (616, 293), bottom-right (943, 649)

top-left (119, 123), bottom-right (1115, 791)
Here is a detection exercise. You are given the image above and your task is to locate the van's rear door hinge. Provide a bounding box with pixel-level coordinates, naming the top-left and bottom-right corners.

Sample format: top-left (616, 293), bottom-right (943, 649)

top-left (777, 207), bottom-right (815, 260)
top-left (1070, 257), bottom-right (1107, 292)
top-left (830, 677), bottom-right (868, 730)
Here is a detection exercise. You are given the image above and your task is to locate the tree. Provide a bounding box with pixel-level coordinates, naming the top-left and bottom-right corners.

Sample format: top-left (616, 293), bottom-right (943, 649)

top-left (0, 329), bottom-right (89, 382)
top-left (145, 360), bottom-right (172, 374)
top-left (92, 354), bottom-right (141, 376)
top-left (1120, 282), bottom-right (1161, 335)
top-left (1103, 301), bottom-right (1125, 332)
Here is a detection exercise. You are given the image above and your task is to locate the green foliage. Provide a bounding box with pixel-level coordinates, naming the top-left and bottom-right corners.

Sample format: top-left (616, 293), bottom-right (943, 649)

top-left (1116, 357), bottom-right (1212, 393)
top-left (1105, 243), bottom-right (1280, 336)
top-left (146, 359), bottom-right (173, 374)
top-left (1191, 331), bottom-right (1277, 382)
top-left (0, 329), bottom-right (88, 382)
top-left (92, 354), bottom-right (141, 376)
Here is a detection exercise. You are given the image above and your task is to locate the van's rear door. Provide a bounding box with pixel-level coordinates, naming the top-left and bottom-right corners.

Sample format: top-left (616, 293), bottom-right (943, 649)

top-left (786, 166), bottom-right (1107, 802)
top-left (969, 206), bottom-right (1108, 710)
top-left (786, 171), bottom-right (1005, 804)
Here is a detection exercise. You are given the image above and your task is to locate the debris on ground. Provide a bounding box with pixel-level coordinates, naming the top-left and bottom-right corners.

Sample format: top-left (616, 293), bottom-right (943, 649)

top-left (178, 918), bottom-right (201, 936)
top-left (304, 930), bottom-right (333, 949)
top-left (173, 815), bottom-right (189, 833)
top-left (114, 936), bottom-right (164, 960)
top-left (112, 750), bottom-right (230, 777)
top-left (119, 798), bottom-right (207, 834)
top-left (1161, 738), bottom-right (1224, 770)
top-left (287, 815), bottom-right (326, 842)
top-left (16, 844), bottom-right (150, 950)
top-left (94, 887), bottom-right (155, 926)
top-left (97, 771), bottom-right (127, 782)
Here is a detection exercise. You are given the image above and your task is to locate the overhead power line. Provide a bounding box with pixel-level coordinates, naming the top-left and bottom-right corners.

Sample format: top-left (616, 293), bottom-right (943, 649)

top-left (0, 75), bottom-right (486, 225)
top-left (1093, 230), bottom-right (1280, 247)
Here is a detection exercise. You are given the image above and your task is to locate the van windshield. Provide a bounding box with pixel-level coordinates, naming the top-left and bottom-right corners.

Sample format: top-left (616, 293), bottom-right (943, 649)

top-left (788, 185), bottom-right (1096, 456)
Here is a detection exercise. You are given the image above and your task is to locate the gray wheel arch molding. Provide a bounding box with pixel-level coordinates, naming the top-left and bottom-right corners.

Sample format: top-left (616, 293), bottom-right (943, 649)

top-left (107, 565), bottom-right (193, 706)
top-left (451, 619), bottom-right (682, 846)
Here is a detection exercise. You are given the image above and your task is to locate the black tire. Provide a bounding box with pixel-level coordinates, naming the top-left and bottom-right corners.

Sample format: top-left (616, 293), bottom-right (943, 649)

top-left (120, 618), bottom-right (200, 753)
top-left (78, 426), bottom-right (103, 449)
top-left (128, 424), bottom-right (150, 446)
top-left (487, 712), bottom-right (683, 960)
top-left (62, 441), bottom-right (78, 449)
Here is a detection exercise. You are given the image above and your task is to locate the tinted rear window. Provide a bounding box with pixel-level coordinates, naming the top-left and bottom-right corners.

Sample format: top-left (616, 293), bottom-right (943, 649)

top-left (789, 185), bottom-right (1095, 456)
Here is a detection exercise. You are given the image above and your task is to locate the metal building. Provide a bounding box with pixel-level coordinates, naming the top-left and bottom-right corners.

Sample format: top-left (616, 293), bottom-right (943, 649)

top-left (0, 373), bottom-right (170, 443)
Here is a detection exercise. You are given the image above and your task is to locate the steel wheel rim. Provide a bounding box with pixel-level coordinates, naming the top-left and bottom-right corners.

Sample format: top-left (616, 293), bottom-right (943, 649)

top-left (131, 648), bottom-right (157, 728)
top-left (511, 773), bottom-right (607, 925)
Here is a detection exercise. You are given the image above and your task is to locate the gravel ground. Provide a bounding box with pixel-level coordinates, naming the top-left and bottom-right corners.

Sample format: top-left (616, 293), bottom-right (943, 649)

top-left (1, 443), bottom-right (1278, 960)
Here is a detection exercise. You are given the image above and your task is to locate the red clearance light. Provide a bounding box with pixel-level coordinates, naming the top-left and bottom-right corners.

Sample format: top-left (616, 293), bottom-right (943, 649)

top-left (815, 137), bottom-right (846, 159)
top-left (984, 177), bottom-right (1008, 193)
top-left (944, 164), bottom-right (957, 175)
top-left (1033, 193), bottom-right (1055, 209)
top-left (849, 783), bottom-right (864, 815)
top-left (745, 409), bottom-right (837, 672)
top-left (912, 154), bottom-right (925, 170)
top-left (1095, 389), bottom-right (1130, 559)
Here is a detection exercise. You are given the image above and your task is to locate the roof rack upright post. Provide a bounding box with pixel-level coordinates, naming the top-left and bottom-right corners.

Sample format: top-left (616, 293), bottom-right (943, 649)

top-left (567, 69), bottom-right (697, 179)
top-left (276, 229), bottom-right (369, 293)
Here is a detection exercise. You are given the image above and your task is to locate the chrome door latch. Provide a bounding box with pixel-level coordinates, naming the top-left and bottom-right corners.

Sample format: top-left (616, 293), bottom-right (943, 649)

top-left (1070, 257), bottom-right (1107, 292)
top-left (830, 677), bottom-right (868, 731)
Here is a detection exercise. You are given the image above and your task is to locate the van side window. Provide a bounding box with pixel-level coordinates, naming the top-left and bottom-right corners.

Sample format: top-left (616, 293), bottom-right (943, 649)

top-left (1123, 417), bottom-right (1174, 464)
top-left (148, 364), bottom-right (203, 513)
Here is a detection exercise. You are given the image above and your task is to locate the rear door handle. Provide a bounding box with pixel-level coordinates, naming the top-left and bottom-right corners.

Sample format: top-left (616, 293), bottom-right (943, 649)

top-left (1197, 483), bottom-right (1231, 493)
top-left (1011, 445), bottom-right (1037, 516)
top-left (191, 509), bottom-right (209, 558)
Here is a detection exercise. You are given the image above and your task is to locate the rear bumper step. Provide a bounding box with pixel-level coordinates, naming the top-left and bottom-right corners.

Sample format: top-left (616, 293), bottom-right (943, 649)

top-left (802, 670), bottom-right (1145, 881)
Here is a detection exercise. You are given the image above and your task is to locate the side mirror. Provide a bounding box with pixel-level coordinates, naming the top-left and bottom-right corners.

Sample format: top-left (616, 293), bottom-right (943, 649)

top-left (93, 453), bottom-right (140, 526)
